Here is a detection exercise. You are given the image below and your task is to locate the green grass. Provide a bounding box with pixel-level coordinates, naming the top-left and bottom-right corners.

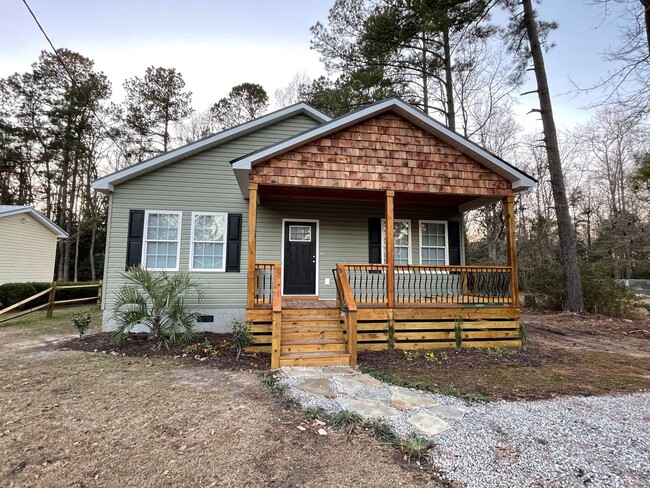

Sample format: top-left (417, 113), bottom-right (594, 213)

top-left (0, 305), bottom-right (101, 334)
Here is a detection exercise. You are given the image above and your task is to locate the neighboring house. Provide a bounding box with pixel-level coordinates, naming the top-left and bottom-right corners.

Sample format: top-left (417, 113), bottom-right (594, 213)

top-left (0, 205), bottom-right (68, 285)
top-left (93, 98), bottom-right (535, 368)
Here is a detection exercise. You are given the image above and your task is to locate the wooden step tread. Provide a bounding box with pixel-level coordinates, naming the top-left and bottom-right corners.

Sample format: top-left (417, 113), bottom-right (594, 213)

top-left (282, 338), bottom-right (345, 345)
top-left (280, 351), bottom-right (350, 358)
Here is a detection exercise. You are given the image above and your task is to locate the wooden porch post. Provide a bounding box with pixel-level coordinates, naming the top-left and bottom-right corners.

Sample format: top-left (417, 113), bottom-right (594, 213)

top-left (246, 183), bottom-right (259, 309)
top-left (503, 195), bottom-right (519, 307)
top-left (386, 190), bottom-right (395, 308)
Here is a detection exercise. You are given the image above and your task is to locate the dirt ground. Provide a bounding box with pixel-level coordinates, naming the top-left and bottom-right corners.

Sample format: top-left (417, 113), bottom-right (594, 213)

top-left (360, 311), bottom-right (650, 401)
top-left (0, 307), bottom-right (439, 488)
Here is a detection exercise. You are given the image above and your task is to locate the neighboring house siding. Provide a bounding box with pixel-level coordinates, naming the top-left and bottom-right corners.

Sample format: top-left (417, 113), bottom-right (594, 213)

top-left (0, 214), bottom-right (57, 285)
top-left (102, 114), bottom-right (320, 328)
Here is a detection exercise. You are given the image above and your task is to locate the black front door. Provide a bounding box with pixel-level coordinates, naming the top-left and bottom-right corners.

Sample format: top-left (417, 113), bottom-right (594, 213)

top-left (283, 221), bottom-right (317, 295)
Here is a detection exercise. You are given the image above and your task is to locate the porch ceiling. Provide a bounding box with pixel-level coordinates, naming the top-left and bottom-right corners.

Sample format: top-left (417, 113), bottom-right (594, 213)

top-left (257, 184), bottom-right (497, 209)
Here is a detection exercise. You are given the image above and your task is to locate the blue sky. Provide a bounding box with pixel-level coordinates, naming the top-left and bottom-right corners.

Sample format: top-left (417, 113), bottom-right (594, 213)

top-left (1, 0), bottom-right (627, 130)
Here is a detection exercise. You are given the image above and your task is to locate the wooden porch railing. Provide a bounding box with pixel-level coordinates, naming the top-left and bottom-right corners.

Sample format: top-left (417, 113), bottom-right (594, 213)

top-left (334, 264), bottom-right (357, 365)
top-left (253, 262), bottom-right (277, 305)
top-left (253, 262), bottom-right (283, 369)
top-left (341, 264), bottom-right (513, 305)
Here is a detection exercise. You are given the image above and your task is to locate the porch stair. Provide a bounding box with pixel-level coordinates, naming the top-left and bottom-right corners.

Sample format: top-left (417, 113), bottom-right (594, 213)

top-left (278, 309), bottom-right (350, 367)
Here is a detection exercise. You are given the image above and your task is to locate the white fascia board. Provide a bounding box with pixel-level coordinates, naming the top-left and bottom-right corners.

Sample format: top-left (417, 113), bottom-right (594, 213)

top-left (232, 98), bottom-right (536, 191)
top-left (234, 168), bottom-right (251, 199)
top-left (91, 103), bottom-right (330, 193)
top-left (0, 207), bottom-right (68, 238)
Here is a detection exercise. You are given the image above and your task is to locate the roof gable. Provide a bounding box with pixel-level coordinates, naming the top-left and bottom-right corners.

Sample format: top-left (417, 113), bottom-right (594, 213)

top-left (232, 98), bottom-right (535, 197)
top-left (92, 102), bottom-right (330, 193)
top-left (250, 112), bottom-right (512, 197)
top-left (0, 206), bottom-right (68, 238)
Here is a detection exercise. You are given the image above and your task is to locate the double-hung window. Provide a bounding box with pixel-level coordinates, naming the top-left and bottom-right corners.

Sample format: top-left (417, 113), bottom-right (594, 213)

top-left (143, 211), bottom-right (182, 271)
top-left (419, 220), bottom-right (448, 265)
top-left (381, 219), bottom-right (412, 265)
top-left (190, 212), bottom-right (227, 272)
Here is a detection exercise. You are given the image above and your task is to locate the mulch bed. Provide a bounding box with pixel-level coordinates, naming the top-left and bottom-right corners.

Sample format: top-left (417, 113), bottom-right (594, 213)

top-left (359, 345), bottom-right (564, 376)
top-left (58, 332), bottom-right (271, 371)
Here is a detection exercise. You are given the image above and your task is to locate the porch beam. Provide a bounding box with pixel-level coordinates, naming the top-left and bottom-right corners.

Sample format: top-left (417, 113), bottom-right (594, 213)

top-left (386, 190), bottom-right (395, 308)
top-left (246, 183), bottom-right (258, 309)
top-left (503, 195), bottom-right (519, 307)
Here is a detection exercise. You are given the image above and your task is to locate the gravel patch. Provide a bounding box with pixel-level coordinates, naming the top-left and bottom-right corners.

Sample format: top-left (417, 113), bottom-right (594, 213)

top-left (280, 367), bottom-right (649, 487)
top-left (433, 392), bottom-right (650, 488)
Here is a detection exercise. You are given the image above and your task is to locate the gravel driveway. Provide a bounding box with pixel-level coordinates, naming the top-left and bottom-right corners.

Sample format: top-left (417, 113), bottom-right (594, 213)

top-left (432, 392), bottom-right (650, 487)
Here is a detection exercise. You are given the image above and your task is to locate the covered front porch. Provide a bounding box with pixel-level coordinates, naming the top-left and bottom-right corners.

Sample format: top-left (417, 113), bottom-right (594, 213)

top-left (231, 100), bottom-right (533, 368)
top-left (244, 185), bottom-right (521, 368)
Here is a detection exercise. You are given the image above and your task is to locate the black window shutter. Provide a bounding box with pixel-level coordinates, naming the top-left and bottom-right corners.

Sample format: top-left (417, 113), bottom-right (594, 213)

top-left (126, 210), bottom-right (145, 269)
top-left (448, 220), bottom-right (461, 265)
top-left (368, 218), bottom-right (382, 264)
top-left (226, 213), bottom-right (242, 272)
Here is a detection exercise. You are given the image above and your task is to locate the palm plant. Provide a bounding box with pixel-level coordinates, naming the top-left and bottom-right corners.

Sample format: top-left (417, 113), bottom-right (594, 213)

top-left (111, 267), bottom-right (204, 350)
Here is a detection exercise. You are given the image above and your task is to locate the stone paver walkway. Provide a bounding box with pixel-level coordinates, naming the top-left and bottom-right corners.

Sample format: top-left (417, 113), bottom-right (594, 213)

top-left (279, 366), bottom-right (469, 439)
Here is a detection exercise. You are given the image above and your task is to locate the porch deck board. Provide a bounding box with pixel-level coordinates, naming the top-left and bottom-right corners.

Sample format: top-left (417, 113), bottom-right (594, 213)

top-left (254, 298), bottom-right (512, 310)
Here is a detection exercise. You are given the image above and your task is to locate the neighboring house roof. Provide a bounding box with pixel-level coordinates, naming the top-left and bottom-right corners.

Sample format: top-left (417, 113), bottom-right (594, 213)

top-left (232, 97), bottom-right (537, 198)
top-left (92, 102), bottom-right (331, 193)
top-left (0, 205), bottom-right (68, 238)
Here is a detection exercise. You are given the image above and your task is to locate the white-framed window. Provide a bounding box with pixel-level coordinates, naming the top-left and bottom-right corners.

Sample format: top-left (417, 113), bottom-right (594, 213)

top-left (190, 212), bottom-right (227, 272)
top-left (419, 220), bottom-right (448, 265)
top-left (381, 219), bottom-right (412, 265)
top-left (142, 210), bottom-right (182, 271)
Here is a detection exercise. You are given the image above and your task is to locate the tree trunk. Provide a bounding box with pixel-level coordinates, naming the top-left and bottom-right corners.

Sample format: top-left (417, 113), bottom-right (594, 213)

top-left (641, 0), bottom-right (650, 52)
top-left (421, 32), bottom-right (429, 114)
top-left (89, 223), bottom-right (96, 281)
top-left (74, 226), bottom-right (80, 283)
top-left (443, 28), bottom-right (456, 132)
top-left (522, 0), bottom-right (585, 312)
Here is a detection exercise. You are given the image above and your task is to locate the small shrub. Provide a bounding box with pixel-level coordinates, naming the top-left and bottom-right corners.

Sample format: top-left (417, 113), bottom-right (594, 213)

top-left (424, 351), bottom-right (447, 364)
top-left (184, 339), bottom-right (218, 359)
top-left (369, 421), bottom-right (398, 444)
top-left (281, 396), bottom-right (300, 410)
top-left (329, 410), bottom-right (363, 433)
top-left (403, 350), bottom-right (421, 362)
top-left (396, 436), bottom-right (433, 463)
top-left (230, 321), bottom-right (253, 360)
top-left (71, 311), bottom-right (93, 337)
top-left (454, 316), bottom-right (463, 349)
top-left (305, 406), bottom-right (330, 421)
top-left (518, 321), bottom-right (528, 349)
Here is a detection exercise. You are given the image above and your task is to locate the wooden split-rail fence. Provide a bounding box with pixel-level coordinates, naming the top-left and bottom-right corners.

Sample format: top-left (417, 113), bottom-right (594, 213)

top-left (0, 281), bottom-right (102, 324)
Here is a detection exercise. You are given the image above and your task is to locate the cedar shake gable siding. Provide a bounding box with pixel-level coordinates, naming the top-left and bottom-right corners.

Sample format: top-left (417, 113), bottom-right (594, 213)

top-left (251, 112), bottom-right (512, 196)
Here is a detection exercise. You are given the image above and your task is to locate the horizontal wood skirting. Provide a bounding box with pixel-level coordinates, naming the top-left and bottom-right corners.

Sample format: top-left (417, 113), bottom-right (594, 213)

top-left (251, 112), bottom-right (512, 196)
top-left (245, 307), bottom-right (522, 354)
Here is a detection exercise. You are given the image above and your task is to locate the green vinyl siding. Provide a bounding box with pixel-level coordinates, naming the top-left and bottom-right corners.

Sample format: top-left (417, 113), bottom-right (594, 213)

top-left (103, 112), bottom-right (464, 312)
top-left (103, 114), bottom-right (320, 311)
